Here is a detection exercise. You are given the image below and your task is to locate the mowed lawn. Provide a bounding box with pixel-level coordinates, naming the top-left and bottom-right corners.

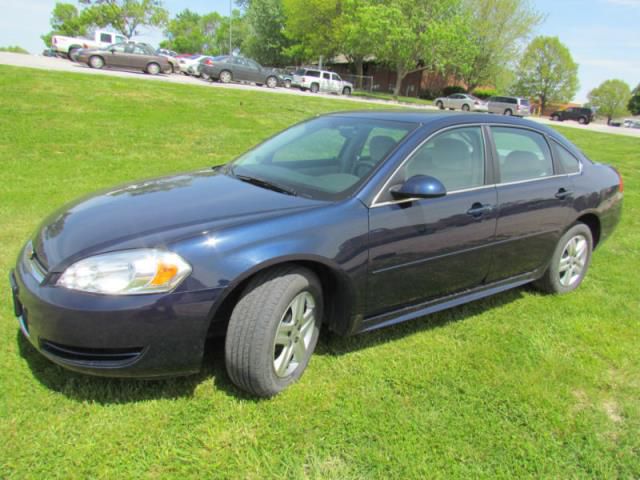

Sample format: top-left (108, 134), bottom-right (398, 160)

top-left (1, 65), bottom-right (639, 479)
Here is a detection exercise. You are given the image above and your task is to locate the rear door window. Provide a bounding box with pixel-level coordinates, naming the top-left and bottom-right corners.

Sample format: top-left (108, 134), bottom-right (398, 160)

top-left (492, 127), bottom-right (554, 183)
top-left (552, 141), bottom-right (581, 174)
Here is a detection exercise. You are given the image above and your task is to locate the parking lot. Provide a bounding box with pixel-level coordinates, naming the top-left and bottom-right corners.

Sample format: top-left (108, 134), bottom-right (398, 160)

top-left (1, 51), bottom-right (639, 138)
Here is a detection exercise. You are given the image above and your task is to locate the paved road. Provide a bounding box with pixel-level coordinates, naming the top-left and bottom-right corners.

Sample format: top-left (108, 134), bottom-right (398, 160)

top-left (2, 52), bottom-right (639, 138)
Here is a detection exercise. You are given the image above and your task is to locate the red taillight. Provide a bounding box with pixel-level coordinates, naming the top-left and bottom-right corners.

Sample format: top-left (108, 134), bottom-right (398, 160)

top-left (205, 59), bottom-right (213, 65)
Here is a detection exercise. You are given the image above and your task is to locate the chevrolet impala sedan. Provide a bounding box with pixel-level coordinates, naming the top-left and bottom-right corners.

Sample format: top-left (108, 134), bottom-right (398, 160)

top-left (11, 112), bottom-right (623, 397)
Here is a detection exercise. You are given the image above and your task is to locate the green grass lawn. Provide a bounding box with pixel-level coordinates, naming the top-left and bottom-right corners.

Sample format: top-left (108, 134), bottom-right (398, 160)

top-left (1, 65), bottom-right (638, 479)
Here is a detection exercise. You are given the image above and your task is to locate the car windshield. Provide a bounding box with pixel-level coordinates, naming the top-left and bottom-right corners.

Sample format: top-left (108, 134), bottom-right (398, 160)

top-left (226, 116), bottom-right (418, 201)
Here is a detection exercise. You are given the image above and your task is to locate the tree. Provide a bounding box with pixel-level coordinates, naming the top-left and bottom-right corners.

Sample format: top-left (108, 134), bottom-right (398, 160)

top-left (41, 2), bottom-right (92, 47)
top-left (628, 83), bottom-right (640, 116)
top-left (78, 0), bottom-right (169, 38)
top-left (339, 0), bottom-right (475, 98)
top-left (513, 36), bottom-right (578, 113)
top-left (461, 0), bottom-right (544, 91)
top-left (588, 79), bottom-right (632, 124)
top-left (282, 0), bottom-right (341, 62)
top-left (242, 0), bottom-right (291, 66)
top-left (161, 10), bottom-right (224, 54)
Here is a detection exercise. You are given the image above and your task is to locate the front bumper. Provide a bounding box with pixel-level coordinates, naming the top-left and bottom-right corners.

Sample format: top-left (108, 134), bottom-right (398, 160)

top-left (10, 259), bottom-right (223, 378)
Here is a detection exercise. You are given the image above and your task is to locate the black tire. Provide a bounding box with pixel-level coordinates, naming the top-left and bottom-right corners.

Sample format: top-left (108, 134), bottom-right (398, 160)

top-left (88, 55), bottom-right (104, 69)
top-left (436, 101), bottom-right (444, 110)
top-left (533, 223), bottom-right (593, 294)
top-left (551, 115), bottom-right (560, 121)
top-left (146, 62), bottom-right (161, 75)
top-left (462, 104), bottom-right (470, 111)
top-left (266, 76), bottom-right (278, 88)
top-left (504, 108), bottom-right (513, 116)
top-left (310, 83), bottom-right (319, 93)
top-left (219, 70), bottom-right (232, 83)
top-left (68, 47), bottom-right (79, 60)
top-left (284, 79), bottom-right (292, 88)
top-left (342, 87), bottom-right (351, 96)
top-left (578, 116), bottom-right (587, 125)
top-left (225, 266), bottom-right (323, 397)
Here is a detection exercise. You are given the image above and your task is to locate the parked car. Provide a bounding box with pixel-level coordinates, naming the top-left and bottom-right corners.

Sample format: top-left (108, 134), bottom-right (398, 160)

top-left (623, 118), bottom-right (640, 128)
top-left (199, 55), bottom-right (281, 88)
top-left (435, 93), bottom-right (488, 112)
top-left (270, 68), bottom-right (294, 88)
top-left (51, 30), bottom-right (127, 59)
top-left (487, 96), bottom-right (531, 116)
top-left (11, 112), bottom-right (622, 397)
top-left (550, 107), bottom-right (594, 124)
top-left (178, 54), bottom-right (206, 75)
top-left (42, 47), bottom-right (57, 57)
top-left (154, 48), bottom-right (179, 74)
top-left (75, 42), bottom-right (170, 75)
top-left (292, 68), bottom-right (353, 95)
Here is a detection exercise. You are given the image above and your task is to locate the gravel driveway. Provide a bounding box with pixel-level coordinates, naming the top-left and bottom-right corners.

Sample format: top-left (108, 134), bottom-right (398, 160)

top-left (2, 52), bottom-right (639, 138)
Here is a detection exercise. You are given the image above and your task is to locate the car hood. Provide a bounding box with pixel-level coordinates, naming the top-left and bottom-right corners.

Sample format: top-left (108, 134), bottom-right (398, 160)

top-left (32, 169), bottom-right (325, 271)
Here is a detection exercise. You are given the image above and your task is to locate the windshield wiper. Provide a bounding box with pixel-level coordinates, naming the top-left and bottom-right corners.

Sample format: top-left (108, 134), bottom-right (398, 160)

top-left (233, 173), bottom-right (297, 196)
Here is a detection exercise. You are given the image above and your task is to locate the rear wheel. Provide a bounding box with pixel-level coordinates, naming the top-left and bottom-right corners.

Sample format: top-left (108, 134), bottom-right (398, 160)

top-left (68, 47), bottom-right (79, 60)
top-left (146, 62), bottom-right (161, 75)
top-left (88, 55), bottom-right (104, 69)
top-left (225, 266), bottom-right (323, 397)
top-left (462, 104), bottom-right (470, 111)
top-left (266, 76), bottom-right (278, 88)
top-left (436, 101), bottom-right (444, 110)
top-left (219, 70), bottom-right (232, 83)
top-left (533, 223), bottom-right (593, 294)
top-left (284, 79), bottom-right (292, 88)
top-left (504, 108), bottom-right (513, 116)
top-left (552, 115), bottom-right (560, 121)
top-left (310, 83), bottom-right (319, 93)
top-left (578, 116), bottom-right (587, 124)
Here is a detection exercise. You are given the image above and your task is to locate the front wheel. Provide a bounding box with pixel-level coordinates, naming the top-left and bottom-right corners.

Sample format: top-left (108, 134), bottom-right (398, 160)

top-left (310, 83), bottom-right (319, 93)
top-left (504, 108), bottom-right (513, 116)
top-left (225, 266), bottom-right (323, 397)
top-left (533, 223), bottom-right (593, 294)
top-left (462, 104), bottom-right (470, 111)
top-left (552, 115), bottom-right (560, 121)
top-left (284, 79), bottom-right (291, 88)
top-left (578, 116), bottom-right (587, 124)
top-left (436, 101), bottom-right (444, 110)
top-left (342, 87), bottom-right (351, 96)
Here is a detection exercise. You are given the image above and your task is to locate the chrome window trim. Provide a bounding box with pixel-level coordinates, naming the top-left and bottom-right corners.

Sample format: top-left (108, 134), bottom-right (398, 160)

top-left (370, 123), bottom-right (582, 208)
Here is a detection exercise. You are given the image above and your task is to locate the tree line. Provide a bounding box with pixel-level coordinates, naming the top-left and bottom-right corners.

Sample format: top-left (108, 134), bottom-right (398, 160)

top-left (42, 0), bottom-right (639, 118)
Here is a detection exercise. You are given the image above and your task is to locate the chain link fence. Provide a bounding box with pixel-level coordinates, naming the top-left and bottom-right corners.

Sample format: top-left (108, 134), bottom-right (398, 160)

top-left (338, 73), bottom-right (374, 92)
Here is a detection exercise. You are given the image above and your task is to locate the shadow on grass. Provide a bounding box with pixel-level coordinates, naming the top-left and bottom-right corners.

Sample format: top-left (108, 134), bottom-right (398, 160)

top-left (18, 287), bottom-right (527, 403)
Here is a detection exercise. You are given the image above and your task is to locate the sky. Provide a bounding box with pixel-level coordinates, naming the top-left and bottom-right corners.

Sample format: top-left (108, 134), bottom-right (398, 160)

top-left (0, 0), bottom-right (638, 103)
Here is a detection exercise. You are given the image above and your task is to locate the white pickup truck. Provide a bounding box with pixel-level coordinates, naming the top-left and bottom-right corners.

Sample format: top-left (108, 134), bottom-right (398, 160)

top-left (52, 30), bottom-right (128, 58)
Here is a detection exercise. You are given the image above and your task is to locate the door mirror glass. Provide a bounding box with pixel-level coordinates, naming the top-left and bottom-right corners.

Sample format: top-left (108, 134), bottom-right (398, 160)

top-left (391, 175), bottom-right (447, 200)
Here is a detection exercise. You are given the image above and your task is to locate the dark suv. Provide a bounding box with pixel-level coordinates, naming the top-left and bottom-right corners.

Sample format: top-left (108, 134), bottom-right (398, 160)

top-left (550, 107), bottom-right (594, 125)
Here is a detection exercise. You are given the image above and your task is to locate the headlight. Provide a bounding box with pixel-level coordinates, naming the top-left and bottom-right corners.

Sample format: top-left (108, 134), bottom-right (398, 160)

top-left (57, 249), bottom-right (191, 295)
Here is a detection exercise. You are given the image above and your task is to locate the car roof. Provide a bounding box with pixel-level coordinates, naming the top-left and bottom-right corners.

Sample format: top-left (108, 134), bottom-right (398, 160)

top-left (327, 110), bottom-right (560, 136)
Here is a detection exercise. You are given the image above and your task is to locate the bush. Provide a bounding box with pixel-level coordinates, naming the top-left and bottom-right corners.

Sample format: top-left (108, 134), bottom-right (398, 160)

top-left (0, 45), bottom-right (29, 54)
top-left (472, 88), bottom-right (499, 100)
top-left (442, 85), bottom-right (467, 96)
top-left (418, 89), bottom-right (442, 100)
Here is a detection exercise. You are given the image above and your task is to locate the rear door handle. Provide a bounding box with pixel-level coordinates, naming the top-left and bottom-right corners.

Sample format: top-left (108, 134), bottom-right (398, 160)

top-left (555, 188), bottom-right (573, 199)
top-left (467, 203), bottom-right (494, 218)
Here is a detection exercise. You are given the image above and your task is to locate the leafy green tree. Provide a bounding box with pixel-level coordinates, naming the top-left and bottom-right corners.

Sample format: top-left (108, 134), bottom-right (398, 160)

top-left (588, 79), bottom-right (632, 124)
top-left (214, 9), bottom-right (248, 55)
top-left (628, 83), bottom-right (640, 116)
top-left (161, 9), bottom-right (225, 54)
top-left (242, 0), bottom-right (291, 66)
top-left (513, 36), bottom-right (578, 113)
top-left (41, 2), bottom-right (92, 47)
top-left (461, 0), bottom-right (544, 91)
top-left (340, 0), bottom-right (475, 98)
top-left (78, 0), bottom-right (169, 38)
top-left (282, 0), bottom-right (340, 61)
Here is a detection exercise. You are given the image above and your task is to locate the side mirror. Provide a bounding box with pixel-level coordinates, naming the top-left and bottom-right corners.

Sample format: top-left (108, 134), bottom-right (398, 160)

top-left (390, 175), bottom-right (447, 200)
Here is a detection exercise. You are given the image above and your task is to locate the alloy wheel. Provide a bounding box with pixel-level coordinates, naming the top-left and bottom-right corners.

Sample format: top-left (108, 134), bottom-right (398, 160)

top-left (272, 291), bottom-right (316, 378)
top-left (558, 234), bottom-right (588, 287)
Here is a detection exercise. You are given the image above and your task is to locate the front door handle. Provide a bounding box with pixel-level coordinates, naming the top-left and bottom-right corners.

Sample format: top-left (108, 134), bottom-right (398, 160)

top-left (555, 188), bottom-right (573, 199)
top-left (467, 202), bottom-right (494, 218)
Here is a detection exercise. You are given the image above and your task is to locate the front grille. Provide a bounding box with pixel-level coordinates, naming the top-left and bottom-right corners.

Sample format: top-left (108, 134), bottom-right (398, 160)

top-left (40, 340), bottom-right (143, 365)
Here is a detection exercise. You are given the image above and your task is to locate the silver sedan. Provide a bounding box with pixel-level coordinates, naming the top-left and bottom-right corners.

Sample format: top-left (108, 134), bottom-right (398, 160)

top-left (435, 93), bottom-right (488, 112)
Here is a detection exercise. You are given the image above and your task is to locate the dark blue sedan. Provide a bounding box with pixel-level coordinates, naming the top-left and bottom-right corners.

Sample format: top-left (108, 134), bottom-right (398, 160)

top-left (11, 112), bottom-right (623, 397)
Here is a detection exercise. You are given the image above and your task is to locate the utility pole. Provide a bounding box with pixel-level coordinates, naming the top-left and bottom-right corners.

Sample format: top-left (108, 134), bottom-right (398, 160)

top-left (229, 0), bottom-right (233, 55)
